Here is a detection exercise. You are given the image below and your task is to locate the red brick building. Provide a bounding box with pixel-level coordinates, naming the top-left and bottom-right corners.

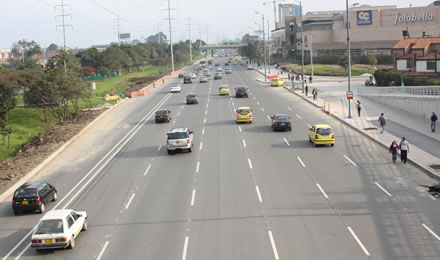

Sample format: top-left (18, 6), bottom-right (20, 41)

top-left (393, 36), bottom-right (440, 76)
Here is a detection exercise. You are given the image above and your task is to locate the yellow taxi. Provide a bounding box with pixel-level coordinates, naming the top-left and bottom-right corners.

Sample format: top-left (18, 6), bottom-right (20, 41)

top-left (271, 78), bottom-right (285, 87)
top-left (236, 107), bottom-right (252, 124)
top-left (308, 124), bottom-right (335, 147)
top-left (219, 85), bottom-right (230, 95)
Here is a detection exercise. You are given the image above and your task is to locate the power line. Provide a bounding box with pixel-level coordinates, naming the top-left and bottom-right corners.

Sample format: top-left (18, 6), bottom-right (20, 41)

top-left (162, 0), bottom-right (176, 71)
top-left (186, 17), bottom-right (192, 62)
top-left (55, 0), bottom-right (72, 50)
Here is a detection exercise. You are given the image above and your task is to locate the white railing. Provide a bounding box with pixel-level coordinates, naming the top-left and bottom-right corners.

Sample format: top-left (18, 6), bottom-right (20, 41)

top-left (357, 87), bottom-right (440, 97)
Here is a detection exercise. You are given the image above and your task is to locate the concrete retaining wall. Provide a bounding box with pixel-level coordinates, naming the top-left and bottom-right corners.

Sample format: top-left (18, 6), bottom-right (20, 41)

top-left (364, 96), bottom-right (440, 120)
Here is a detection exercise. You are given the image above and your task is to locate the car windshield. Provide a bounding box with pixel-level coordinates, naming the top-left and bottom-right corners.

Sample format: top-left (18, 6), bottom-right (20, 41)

top-left (238, 109), bottom-right (250, 115)
top-left (237, 87), bottom-right (247, 92)
top-left (35, 219), bottom-right (64, 234)
top-left (168, 132), bottom-right (189, 139)
top-left (317, 128), bottom-right (333, 135)
top-left (14, 188), bottom-right (37, 198)
top-left (187, 94), bottom-right (196, 98)
top-left (272, 79), bottom-right (278, 82)
top-left (275, 115), bottom-right (288, 121)
top-left (156, 110), bottom-right (168, 115)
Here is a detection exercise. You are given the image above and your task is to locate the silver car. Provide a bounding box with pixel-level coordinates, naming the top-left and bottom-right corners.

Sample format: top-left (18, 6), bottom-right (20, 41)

top-left (167, 128), bottom-right (194, 154)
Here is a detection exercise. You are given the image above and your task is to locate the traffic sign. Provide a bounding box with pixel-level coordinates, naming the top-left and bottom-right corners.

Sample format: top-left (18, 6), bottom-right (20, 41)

top-left (346, 91), bottom-right (353, 100)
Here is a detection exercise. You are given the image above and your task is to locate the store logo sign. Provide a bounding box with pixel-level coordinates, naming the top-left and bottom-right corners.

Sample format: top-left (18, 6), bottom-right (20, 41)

top-left (357, 11), bottom-right (372, 25)
top-left (394, 12), bottom-right (433, 25)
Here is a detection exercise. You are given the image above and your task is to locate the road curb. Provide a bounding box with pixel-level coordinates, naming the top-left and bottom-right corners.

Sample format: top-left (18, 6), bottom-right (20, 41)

top-left (282, 87), bottom-right (440, 181)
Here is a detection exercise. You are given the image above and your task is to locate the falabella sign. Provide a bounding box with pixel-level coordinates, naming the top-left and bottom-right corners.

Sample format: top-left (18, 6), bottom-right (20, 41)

top-left (394, 12), bottom-right (433, 25)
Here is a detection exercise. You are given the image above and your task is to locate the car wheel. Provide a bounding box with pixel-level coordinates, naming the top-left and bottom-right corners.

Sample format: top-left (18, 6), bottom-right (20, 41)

top-left (82, 221), bottom-right (88, 231)
top-left (331, 144), bottom-right (334, 147)
top-left (167, 150), bottom-right (173, 155)
top-left (289, 128), bottom-right (292, 131)
top-left (39, 203), bottom-right (45, 213)
top-left (188, 147), bottom-right (192, 153)
top-left (68, 237), bottom-right (75, 249)
top-left (309, 137), bottom-right (312, 142)
top-left (13, 209), bottom-right (19, 216)
top-left (52, 192), bottom-right (57, 201)
top-left (313, 142), bottom-right (318, 147)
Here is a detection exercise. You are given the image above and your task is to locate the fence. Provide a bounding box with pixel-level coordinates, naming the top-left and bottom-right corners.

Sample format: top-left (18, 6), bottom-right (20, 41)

top-left (357, 87), bottom-right (440, 97)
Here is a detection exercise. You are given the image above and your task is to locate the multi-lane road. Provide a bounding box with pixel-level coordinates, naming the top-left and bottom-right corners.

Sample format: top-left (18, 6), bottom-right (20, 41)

top-left (1, 59), bottom-right (440, 259)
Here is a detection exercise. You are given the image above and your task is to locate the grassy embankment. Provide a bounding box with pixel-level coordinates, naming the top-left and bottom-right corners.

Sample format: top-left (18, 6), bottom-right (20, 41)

top-left (0, 64), bottom-right (170, 161)
top-left (281, 64), bottom-right (391, 76)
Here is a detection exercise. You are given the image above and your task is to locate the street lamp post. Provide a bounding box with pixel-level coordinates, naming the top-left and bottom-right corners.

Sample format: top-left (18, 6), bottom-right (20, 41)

top-left (300, 1), bottom-right (305, 93)
top-left (268, 19), bottom-right (271, 74)
top-left (435, 48), bottom-right (438, 73)
top-left (346, 0), bottom-right (352, 118)
top-left (256, 12), bottom-right (267, 81)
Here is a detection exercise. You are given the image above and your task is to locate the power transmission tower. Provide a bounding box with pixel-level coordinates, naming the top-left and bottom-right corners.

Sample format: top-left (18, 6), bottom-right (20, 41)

top-left (198, 23), bottom-right (203, 50)
top-left (115, 16), bottom-right (122, 43)
top-left (186, 17), bottom-right (193, 62)
top-left (55, 0), bottom-right (72, 50)
top-left (162, 0), bottom-right (176, 71)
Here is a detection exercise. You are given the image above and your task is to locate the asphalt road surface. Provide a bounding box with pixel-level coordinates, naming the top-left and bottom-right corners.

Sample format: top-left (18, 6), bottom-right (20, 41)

top-left (1, 59), bottom-right (440, 260)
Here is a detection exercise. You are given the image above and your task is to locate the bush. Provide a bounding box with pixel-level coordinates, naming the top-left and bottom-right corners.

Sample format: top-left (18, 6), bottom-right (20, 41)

top-left (374, 69), bottom-right (439, 86)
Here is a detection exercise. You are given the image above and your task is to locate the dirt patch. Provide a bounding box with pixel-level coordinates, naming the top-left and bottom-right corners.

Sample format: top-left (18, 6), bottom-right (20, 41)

top-left (124, 74), bottom-right (167, 97)
top-left (0, 109), bottom-right (106, 196)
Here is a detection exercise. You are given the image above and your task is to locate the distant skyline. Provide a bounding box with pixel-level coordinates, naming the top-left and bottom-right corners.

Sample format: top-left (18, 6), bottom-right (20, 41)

top-left (0, 0), bottom-right (435, 49)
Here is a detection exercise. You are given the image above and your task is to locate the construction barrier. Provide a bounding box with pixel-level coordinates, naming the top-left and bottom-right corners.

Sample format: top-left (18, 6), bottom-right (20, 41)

top-left (130, 89), bottom-right (150, 98)
top-left (170, 70), bottom-right (183, 76)
top-left (268, 75), bottom-right (278, 81)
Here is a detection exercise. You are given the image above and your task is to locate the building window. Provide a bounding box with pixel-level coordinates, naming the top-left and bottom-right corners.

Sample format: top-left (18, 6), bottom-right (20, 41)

top-left (406, 59), bottom-right (412, 69)
top-left (427, 60), bottom-right (436, 70)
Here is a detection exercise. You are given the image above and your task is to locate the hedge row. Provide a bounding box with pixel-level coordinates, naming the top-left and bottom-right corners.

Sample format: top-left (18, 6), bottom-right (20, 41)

top-left (373, 69), bottom-right (440, 86)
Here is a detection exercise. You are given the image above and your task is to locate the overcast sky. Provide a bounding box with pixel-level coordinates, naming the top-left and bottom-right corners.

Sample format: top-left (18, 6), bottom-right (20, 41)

top-left (0, 0), bottom-right (435, 49)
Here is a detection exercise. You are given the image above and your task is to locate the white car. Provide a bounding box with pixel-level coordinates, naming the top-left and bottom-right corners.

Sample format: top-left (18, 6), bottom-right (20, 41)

top-left (167, 128), bottom-right (194, 154)
top-left (170, 84), bottom-right (182, 93)
top-left (216, 67), bottom-right (223, 72)
top-left (190, 73), bottom-right (197, 79)
top-left (31, 209), bottom-right (87, 250)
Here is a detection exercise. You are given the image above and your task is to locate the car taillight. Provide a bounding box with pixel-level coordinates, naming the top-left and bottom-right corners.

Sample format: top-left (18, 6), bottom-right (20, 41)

top-left (187, 139), bottom-right (190, 144)
top-left (331, 134), bottom-right (335, 139)
top-left (166, 141), bottom-right (169, 146)
top-left (12, 200), bottom-right (16, 205)
top-left (32, 239), bottom-right (42, 244)
top-left (315, 134), bottom-right (318, 139)
top-left (164, 115), bottom-right (168, 118)
top-left (35, 198), bottom-right (41, 204)
top-left (237, 114), bottom-right (239, 118)
top-left (249, 114), bottom-right (252, 117)
top-left (56, 237), bottom-right (68, 242)
top-left (289, 122), bottom-right (292, 125)
top-left (155, 115), bottom-right (159, 118)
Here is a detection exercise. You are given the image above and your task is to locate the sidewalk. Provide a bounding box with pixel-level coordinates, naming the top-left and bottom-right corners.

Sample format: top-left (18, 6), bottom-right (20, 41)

top-left (253, 68), bottom-right (440, 180)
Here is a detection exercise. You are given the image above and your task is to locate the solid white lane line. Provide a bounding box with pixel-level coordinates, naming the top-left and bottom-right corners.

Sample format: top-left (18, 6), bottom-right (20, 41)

top-left (13, 243), bottom-right (31, 260)
top-left (374, 182), bottom-right (392, 197)
top-left (347, 226), bottom-right (371, 256)
top-left (242, 139), bottom-right (247, 148)
top-left (202, 128), bottom-right (205, 135)
top-left (96, 241), bottom-right (110, 260)
top-left (125, 193), bottom-right (136, 210)
top-left (203, 118), bottom-right (207, 124)
top-left (267, 115), bottom-right (271, 120)
top-left (248, 158), bottom-right (253, 169)
top-left (343, 155), bottom-right (357, 166)
top-left (238, 126), bottom-right (242, 132)
top-left (190, 189), bottom-right (196, 206)
top-left (144, 164), bottom-right (151, 176)
top-left (287, 106), bottom-right (292, 111)
top-left (182, 236), bottom-right (189, 260)
top-left (307, 123), bottom-right (312, 128)
top-left (283, 138), bottom-right (290, 146)
top-left (296, 114), bottom-right (302, 119)
top-left (199, 142), bottom-right (203, 151)
top-left (422, 223), bottom-right (440, 240)
top-left (196, 161), bottom-right (200, 173)
top-left (297, 156), bottom-right (306, 167)
top-left (261, 107), bottom-right (265, 112)
top-left (157, 145), bottom-right (162, 151)
top-left (268, 231), bottom-right (280, 260)
top-left (255, 186), bottom-right (263, 202)
top-left (316, 183), bottom-right (329, 199)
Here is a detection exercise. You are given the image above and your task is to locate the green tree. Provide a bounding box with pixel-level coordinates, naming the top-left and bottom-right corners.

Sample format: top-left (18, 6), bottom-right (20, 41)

top-left (47, 43), bottom-right (59, 52)
top-left (0, 78), bottom-right (17, 147)
top-left (367, 56), bottom-right (378, 65)
top-left (339, 55), bottom-right (351, 72)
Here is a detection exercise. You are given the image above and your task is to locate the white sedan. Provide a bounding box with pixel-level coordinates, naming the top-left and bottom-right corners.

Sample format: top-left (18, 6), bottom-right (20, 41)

top-left (170, 84), bottom-right (182, 93)
top-left (190, 73), bottom-right (197, 79)
top-left (31, 209), bottom-right (87, 250)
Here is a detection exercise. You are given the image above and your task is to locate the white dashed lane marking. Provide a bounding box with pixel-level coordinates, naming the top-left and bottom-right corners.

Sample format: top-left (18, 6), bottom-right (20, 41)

top-left (196, 161), bottom-right (200, 173)
top-left (296, 114), bottom-right (302, 119)
top-left (347, 226), bottom-right (371, 256)
top-left (125, 193), bottom-right (136, 210)
top-left (422, 224), bottom-right (440, 240)
top-left (343, 155), bottom-right (357, 166)
top-left (242, 139), bottom-right (247, 148)
top-left (144, 164), bottom-right (151, 176)
top-left (182, 236), bottom-right (189, 260)
top-left (287, 107), bottom-right (292, 111)
top-left (374, 182), bottom-right (392, 197)
top-left (96, 241), bottom-right (110, 260)
top-left (283, 138), bottom-right (290, 146)
top-left (199, 142), bottom-right (203, 151)
top-left (268, 231), bottom-right (280, 260)
top-left (190, 189), bottom-right (196, 206)
top-left (297, 156), bottom-right (306, 167)
top-left (248, 158), bottom-right (253, 169)
top-left (316, 183), bottom-right (329, 199)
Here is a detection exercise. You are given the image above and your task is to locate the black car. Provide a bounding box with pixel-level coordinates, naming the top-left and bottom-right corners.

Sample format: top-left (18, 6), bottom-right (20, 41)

top-left (183, 75), bottom-right (192, 84)
top-left (12, 182), bottom-right (57, 215)
top-left (155, 109), bottom-right (172, 123)
top-left (235, 86), bottom-right (249, 98)
top-left (271, 114), bottom-right (292, 131)
top-left (224, 63), bottom-right (229, 66)
top-left (186, 93), bottom-right (199, 104)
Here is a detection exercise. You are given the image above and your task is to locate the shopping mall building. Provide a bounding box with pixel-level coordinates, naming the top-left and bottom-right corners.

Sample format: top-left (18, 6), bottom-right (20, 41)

top-left (271, 1), bottom-right (440, 57)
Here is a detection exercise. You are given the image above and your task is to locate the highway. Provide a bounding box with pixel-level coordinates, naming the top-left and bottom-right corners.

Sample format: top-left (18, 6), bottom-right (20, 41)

top-left (1, 59), bottom-right (440, 259)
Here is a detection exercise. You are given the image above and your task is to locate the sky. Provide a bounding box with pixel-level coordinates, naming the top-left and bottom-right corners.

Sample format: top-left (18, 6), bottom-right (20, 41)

top-left (0, 0), bottom-right (435, 49)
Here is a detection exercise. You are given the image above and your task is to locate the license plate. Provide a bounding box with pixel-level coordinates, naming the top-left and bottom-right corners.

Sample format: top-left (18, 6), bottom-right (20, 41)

top-left (176, 141), bottom-right (180, 144)
top-left (45, 239), bottom-right (53, 244)
top-left (322, 135), bottom-right (328, 138)
top-left (22, 201), bottom-right (29, 205)
top-left (281, 123), bottom-right (285, 125)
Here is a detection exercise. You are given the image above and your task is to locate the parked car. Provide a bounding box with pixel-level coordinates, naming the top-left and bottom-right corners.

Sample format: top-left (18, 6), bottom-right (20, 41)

top-left (170, 84), bottom-right (182, 92)
top-left (186, 93), bottom-right (199, 104)
top-left (308, 124), bottom-right (335, 147)
top-left (12, 182), bottom-right (57, 215)
top-left (214, 72), bottom-right (222, 80)
top-left (235, 86), bottom-right (249, 98)
top-left (183, 75), bottom-right (192, 84)
top-left (31, 209), bottom-right (87, 250)
top-left (167, 128), bottom-right (194, 154)
top-left (271, 114), bottom-right (292, 131)
top-left (155, 109), bottom-right (171, 123)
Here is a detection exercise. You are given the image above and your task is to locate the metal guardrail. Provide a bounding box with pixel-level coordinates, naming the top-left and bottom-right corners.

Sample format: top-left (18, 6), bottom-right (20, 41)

top-left (357, 87), bottom-right (440, 97)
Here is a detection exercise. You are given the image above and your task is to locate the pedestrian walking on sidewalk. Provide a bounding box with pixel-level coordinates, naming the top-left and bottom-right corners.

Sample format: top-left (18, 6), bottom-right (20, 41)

top-left (288, 73), bottom-right (291, 81)
top-left (305, 84), bottom-right (309, 96)
top-left (389, 140), bottom-right (400, 163)
top-left (309, 75), bottom-right (313, 83)
top-left (355, 100), bottom-right (362, 117)
top-left (399, 137), bottom-right (409, 164)
top-left (378, 113), bottom-right (386, 133)
top-left (431, 112), bottom-right (438, 132)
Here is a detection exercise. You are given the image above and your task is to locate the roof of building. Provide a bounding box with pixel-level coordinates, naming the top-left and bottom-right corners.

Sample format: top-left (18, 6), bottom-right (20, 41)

top-left (393, 37), bottom-right (440, 49)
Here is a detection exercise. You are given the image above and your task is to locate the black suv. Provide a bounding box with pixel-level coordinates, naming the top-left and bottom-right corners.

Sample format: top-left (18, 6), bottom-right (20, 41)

top-left (12, 182), bottom-right (57, 215)
top-left (186, 93), bottom-right (199, 104)
top-left (183, 75), bottom-right (192, 84)
top-left (235, 86), bottom-right (249, 98)
top-left (155, 109), bottom-right (172, 123)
